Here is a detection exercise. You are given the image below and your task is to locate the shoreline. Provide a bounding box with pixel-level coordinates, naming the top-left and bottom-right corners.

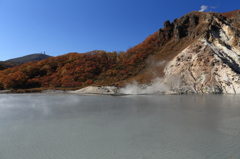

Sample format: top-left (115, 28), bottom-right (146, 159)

top-left (0, 85), bottom-right (225, 95)
top-left (0, 89), bottom-right (69, 94)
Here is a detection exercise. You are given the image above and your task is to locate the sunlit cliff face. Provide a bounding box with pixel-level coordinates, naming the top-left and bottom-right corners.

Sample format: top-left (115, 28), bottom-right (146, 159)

top-left (163, 12), bottom-right (240, 94)
top-left (119, 11), bottom-right (240, 94)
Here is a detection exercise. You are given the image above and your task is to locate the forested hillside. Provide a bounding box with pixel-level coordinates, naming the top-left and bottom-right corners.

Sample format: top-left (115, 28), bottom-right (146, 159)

top-left (6, 53), bottom-right (52, 64)
top-left (0, 10), bottom-right (239, 91)
top-left (0, 17), bottom-right (174, 90)
top-left (0, 53), bottom-right (52, 69)
top-left (0, 31), bottom-right (160, 90)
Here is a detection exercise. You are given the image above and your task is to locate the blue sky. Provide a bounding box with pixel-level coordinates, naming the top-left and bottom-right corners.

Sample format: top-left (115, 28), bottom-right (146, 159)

top-left (0, 0), bottom-right (239, 61)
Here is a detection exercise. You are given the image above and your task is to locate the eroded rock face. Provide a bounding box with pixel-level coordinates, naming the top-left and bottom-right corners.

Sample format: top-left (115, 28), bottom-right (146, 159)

top-left (158, 11), bottom-right (240, 42)
top-left (163, 14), bottom-right (240, 93)
top-left (71, 11), bottom-right (240, 95)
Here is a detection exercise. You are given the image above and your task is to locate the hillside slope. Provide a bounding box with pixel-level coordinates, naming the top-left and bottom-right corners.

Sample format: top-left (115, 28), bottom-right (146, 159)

top-left (0, 10), bottom-right (240, 93)
top-left (6, 53), bottom-right (52, 64)
top-left (161, 10), bottom-right (240, 93)
top-left (0, 63), bottom-right (6, 70)
top-left (0, 61), bottom-right (22, 68)
top-left (0, 53), bottom-right (52, 69)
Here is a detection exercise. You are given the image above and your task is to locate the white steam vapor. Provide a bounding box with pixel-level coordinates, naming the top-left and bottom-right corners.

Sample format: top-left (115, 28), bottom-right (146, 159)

top-left (119, 78), bottom-right (170, 94)
top-left (119, 59), bottom-right (184, 94)
top-left (199, 5), bottom-right (208, 12)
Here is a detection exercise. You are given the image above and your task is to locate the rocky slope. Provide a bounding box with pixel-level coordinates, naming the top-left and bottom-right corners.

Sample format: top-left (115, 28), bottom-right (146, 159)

top-left (162, 10), bottom-right (240, 93)
top-left (1, 10), bottom-right (240, 94)
top-left (67, 10), bottom-right (240, 95)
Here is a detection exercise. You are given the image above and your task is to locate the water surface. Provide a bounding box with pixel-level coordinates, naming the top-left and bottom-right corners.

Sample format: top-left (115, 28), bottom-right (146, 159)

top-left (0, 94), bottom-right (240, 159)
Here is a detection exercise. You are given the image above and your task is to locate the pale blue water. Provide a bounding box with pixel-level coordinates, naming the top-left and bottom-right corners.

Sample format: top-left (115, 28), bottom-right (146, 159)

top-left (0, 94), bottom-right (240, 159)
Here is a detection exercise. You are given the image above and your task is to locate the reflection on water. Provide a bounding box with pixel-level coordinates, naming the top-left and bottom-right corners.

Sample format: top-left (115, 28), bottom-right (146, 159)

top-left (0, 94), bottom-right (240, 159)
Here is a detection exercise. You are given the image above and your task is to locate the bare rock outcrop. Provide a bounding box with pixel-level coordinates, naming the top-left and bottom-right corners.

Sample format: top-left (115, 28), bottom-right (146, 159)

top-left (71, 10), bottom-right (240, 95)
top-left (69, 86), bottom-right (119, 94)
top-left (163, 11), bottom-right (240, 93)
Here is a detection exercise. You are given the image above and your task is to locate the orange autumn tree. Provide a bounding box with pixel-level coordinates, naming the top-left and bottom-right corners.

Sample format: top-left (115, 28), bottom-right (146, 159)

top-left (0, 31), bottom-right (163, 90)
top-left (0, 51), bottom-right (116, 89)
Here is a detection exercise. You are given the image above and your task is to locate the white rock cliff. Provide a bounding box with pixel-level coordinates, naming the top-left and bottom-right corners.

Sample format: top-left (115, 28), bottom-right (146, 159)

top-left (163, 12), bottom-right (240, 93)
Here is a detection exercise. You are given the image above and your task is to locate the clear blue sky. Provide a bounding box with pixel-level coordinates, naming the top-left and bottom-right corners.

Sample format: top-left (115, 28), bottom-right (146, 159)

top-left (0, 0), bottom-right (239, 61)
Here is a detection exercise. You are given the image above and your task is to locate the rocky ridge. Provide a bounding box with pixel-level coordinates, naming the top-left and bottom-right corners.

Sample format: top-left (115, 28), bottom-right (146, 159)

top-left (71, 10), bottom-right (240, 95)
top-left (2, 10), bottom-right (239, 95)
top-left (162, 10), bottom-right (240, 93)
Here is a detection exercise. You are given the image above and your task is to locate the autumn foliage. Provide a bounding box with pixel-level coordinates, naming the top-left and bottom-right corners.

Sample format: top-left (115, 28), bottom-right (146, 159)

top-left (0, 33), bottom-right (161, 90)
top-left (221, 10), bottom-right (239, 19)
top-left (2, 10), bottom-right (238, 90)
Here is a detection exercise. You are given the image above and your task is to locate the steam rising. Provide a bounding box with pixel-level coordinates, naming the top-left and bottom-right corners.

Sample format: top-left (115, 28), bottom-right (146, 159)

top-left (0, 94), bottom-right (83, 119)
top-left (119, 78), bottom-right (170, 94)
top-left (119, 59), bottom-right (183, 95)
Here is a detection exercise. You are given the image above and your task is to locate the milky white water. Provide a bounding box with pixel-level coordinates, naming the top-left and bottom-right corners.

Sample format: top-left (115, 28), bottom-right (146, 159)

top-left (0, 94), bottom-right (240, 159)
